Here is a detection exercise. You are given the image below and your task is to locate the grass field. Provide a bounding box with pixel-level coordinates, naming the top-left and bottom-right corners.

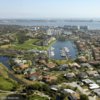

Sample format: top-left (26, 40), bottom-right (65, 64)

top-left (28, 95), bottom-right (49, 100)
top-left (10, 39), bottom-right (55, 50)
top-left (0, 63), bottom-right (18, 91)
top-left (0, 63), bottom-right (9, 78)
top-left (0, 76), bottom-right (15, 91)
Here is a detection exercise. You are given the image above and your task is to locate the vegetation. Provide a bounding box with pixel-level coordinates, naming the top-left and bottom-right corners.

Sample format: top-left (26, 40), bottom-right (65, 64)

top-left (17, 30), bottom-right (29, 44)
top-left (80, 94), bottom-right (89, 100)
top-left (0, 76), bottom-right (18, 91)
top-left (52, 59), bottom-right (74, 65)
top-left (11, 38), bottom-right (56, 50)
top-left (12, 39), bottom-right (42, 50)
top-left (28, 95), bottom-right (49, 100)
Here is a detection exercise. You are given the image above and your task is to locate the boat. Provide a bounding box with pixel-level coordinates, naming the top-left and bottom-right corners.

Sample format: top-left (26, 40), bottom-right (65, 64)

top-left (60, 49), bottom-right (66, 57)
top-left (48, 47), bottom-right (55, 57)
top-left (61, 53), bottom-right (66, 57)
top-left (63, 47), bottom-right (69, 53)
top-left (50, 51), bottom-right (55, 56)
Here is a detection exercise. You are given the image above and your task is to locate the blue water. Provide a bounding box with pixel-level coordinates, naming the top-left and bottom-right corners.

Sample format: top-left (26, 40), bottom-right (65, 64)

top-left (50, 40), bottom-right (78, 60)
top-left (0, 56), bottom-right (11, 70)
top-left (0, 20), bottom-right (100, 29)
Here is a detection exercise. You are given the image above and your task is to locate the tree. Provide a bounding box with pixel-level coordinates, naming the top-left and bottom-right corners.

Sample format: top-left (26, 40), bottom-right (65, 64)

top-left (17, 31), bottom-right (28, 44)
top-left (80, 94), bottom-right (89, 100)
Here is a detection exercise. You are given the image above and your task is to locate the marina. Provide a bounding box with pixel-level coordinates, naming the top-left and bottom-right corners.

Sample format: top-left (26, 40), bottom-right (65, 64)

top-left (49, 40), bottom-right (78, 60)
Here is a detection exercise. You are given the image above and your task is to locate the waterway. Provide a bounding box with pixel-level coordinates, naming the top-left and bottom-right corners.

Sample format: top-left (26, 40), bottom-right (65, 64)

top-left (0, 20), bottom-right (100, 30)
top-left (0, 56), bottom-right (11, 70)
top-left (0, 41), bottom-right (78, 68)
top-left (49, 40), bottom-right (78, 60)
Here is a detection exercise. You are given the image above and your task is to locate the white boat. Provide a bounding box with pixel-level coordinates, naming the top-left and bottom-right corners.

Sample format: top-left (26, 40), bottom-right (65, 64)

top-left (49, 47), bottom-right (55, 57)
top-left (50, 51), bottom-right (55, 56)
top-left (60, 50), bottom-right (66, 57)
top-left (61, 53), bottom-right (66, 57)
top-left (64, 47), bottom-right (69, 52)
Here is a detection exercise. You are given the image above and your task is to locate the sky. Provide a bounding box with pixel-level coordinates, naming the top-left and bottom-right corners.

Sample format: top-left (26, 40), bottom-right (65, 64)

top-left (0, 0), bottom-right (100, 19)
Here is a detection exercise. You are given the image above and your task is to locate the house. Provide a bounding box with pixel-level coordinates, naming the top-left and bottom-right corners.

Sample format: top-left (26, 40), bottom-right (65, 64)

top-left (89, 61), bottom-right (100, 66)
top-left (58, 64), bottom-right (68, 71)
top-left (26, 72), bottom-right (40, 81)
top-left (89, 83), bottom-right (100, 90)
top-left (50, 85), bottom-right (58, 91)
top-left (82, 79), bottom-right (95, 84)
top-left (17, 63), bottom-right (29, 70)
top-left (77, 72), bottom-right (88, 79)
top-left (29, 75), bottom-right (38, 81)
top-left (63, 89), bottom-right (75, 94)
top-left (42, 75), bottom-right (57, 83)
top-left (87, 70), bottom-right (99, 77)
top-left (81, 63), bottom-right (92, 68)
top-left (70, 63), bottom-right (81, 68)
top-left (68, 95), bottom-right (77, 100)
top-left (65, 91), bottom-right (80, 100)
top-left (77, 56), bottom-right (87, 63)
top-left (93, 89), bottom-right (100, 97)
top-left (24, 67), bottom-right (36, 75)
top-left (14, 63), bottom-right (29, 71)
top-left (13, 58), bottom-right (27, 64)
top-left (42, 37), bottom-right (56, 46)
top-left (24, 67), bottom-right (41, 81)
top-left (46, 62), bottom-right (56, 68)
top-left (64, 73), bottom-right (75, 79)
top-left (12, 58), bottom-right (29, 70)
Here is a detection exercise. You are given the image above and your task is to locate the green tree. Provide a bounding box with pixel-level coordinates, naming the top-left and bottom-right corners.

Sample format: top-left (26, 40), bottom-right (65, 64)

top-left (80, 94), bottom-right (89, 100)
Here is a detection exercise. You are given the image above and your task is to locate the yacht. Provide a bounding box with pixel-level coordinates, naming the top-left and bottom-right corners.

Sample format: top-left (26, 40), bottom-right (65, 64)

top-left (50, 51), bottom-right (55, 56)
top-left (64, 47), bottom-right (69, 53)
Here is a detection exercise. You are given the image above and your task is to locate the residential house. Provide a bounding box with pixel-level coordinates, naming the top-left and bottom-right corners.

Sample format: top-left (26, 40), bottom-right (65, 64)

top-left (93, 89), bottom-right (100, 97)
top-left (64, 73), bottom-right (75, 79)
top-left (58, 64), bottom-right (69, 71)
top-left (69, 63), bottom-right (81, 68)
top-left (87, 70), bottom-right (99, 77)
top-left (89, 83), bottom-right (100, 90)
top-left (50, 85), bottom-right (58, 91)
top-left (77, 72), bottom-right (88, 79)
top-left (82, 79), bottom-right (95, 84)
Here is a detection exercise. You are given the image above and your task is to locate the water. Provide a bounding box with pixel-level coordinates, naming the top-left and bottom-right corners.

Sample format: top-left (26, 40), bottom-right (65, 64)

top-left (0, 20), bottom-right (100, 29)
top-left (49, 40), bottom-right (78, 60)
top-left (0, 56), bottom-right (11, 70)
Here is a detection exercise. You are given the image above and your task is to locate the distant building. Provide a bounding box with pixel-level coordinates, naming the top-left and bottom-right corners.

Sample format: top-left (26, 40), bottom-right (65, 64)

top-left (80, 26), bottom-right (88, 30)
top-left (63, 30), bottom-right (72, 35)
top-left (64, 25), bottom-right (79, 30)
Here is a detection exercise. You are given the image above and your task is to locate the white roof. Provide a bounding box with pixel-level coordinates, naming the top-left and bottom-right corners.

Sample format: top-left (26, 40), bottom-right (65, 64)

top-left (63, 89), bottom-right (75, 94)
top-left (50, 87), bottom-right (58, 91)
top-left (82, 79), bottom-right (94, 84)
top-left (89, 83), bottom-right (100, 89)
top-left (13, 58), bottom-right (27, 64)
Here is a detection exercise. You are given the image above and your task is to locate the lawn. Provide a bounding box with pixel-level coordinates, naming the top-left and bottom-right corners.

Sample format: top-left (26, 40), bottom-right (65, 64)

top-left (11, 39), bottom-right (56, 50)
top-left (52, 59), bottom-right (74, 65)
top-left (0, 76), bottom-right (15, 91)
top-left (0, 63), bottom-right (18, 91)
top-left (28, 95), bottom-right (49, 100)
top-left (0, 63), bottom-right (9, 78)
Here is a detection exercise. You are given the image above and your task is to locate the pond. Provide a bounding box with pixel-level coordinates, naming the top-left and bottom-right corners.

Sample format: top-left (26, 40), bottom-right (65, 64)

top-left (49, 40), bottom-right (78, 60)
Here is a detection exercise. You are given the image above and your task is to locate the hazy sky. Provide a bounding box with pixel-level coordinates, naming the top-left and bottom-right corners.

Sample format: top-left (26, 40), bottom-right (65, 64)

top-left (0, 0), bottom-right (100, 19)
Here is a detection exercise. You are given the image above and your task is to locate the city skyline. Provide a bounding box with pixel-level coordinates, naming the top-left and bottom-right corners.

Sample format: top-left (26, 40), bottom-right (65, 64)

top-left (0, 0), bottom-right (100, 19)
